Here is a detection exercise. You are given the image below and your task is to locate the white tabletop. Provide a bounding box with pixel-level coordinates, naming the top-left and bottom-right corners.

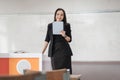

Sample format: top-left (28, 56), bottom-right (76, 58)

top-left (0, 53), bottom-right (42, 58)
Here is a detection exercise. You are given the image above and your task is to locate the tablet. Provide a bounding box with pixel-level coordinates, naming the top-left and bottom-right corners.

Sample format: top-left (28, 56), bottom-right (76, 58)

top-left (52, 21), bottom-right (63, 35)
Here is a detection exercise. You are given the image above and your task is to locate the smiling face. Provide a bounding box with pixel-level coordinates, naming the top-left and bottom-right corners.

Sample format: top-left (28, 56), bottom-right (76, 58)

top-left (55, 10), bottom-right (64, 21)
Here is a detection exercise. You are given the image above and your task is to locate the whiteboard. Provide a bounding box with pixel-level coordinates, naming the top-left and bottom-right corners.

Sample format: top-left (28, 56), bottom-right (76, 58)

top-left (0, 12), bottom-right (120, 61)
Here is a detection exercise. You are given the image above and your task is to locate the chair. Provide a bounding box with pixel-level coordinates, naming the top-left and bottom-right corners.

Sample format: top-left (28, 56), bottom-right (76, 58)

top-left (46, 69), bottom-right (69, 80)
top-left (23, 69), bottom-right (81, 80)
top-left (70, 74), bottom-right (81, 80)
top-left (24, 69), bottom-right (46, 80)
top-left (0, 71), bottom-right (41, 80)
top-left (46, 69), bottom-right (82, 80)
top-left (24, 69), bottom-right (69, 80)
top-left (23, 69), bottom-right (42, 74)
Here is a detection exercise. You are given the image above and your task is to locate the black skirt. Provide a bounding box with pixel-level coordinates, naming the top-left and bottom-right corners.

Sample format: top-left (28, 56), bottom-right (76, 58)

top-left (51, 42), bottom-right (72, 74)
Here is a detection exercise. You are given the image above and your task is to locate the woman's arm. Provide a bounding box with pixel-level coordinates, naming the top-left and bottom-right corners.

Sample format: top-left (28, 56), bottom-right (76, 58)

top-left (42, 41), bottom-right (49, 54)
top-left (42, 24), bottom-right (51, 54)
top-left (60, 23), bottom-right (72, 42)
top-left (60, 30), bottom-right (71, 42)
top-left (64, 35), bottom-right (71, 42)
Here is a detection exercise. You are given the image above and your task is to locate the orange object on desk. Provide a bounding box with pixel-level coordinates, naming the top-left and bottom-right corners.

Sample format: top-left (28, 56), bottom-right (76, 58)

top-left (0, 53), bottom-right (42, 75)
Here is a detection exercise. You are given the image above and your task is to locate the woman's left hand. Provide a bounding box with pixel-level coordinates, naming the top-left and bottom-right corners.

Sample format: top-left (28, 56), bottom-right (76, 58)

top-left (60, 30), bottom-right (66, 37)
top-left (60, 30), bottom-right (71, 42)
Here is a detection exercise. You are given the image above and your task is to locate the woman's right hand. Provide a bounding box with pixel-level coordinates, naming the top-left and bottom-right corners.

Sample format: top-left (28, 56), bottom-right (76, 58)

top-left (42, 41), bottom-right (49, 54)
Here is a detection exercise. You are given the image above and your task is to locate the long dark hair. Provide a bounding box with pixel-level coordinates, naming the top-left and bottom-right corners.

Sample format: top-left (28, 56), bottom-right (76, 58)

top-left (54, 8), bottom-right (67, 24)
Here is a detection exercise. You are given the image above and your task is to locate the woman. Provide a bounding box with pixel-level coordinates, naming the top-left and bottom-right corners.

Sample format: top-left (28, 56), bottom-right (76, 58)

top-left (42, 8), bottom-right (73, 74)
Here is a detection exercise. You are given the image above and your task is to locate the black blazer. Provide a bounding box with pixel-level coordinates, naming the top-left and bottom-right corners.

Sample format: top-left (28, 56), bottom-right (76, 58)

top-left (45, 23), bottom-right (73, 57)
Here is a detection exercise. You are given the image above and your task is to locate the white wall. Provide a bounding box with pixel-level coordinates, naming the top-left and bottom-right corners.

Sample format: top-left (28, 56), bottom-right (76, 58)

top-left (0, 0), bottom-right (120, 14)
top-left (0, 0), bottom-right (120, 61)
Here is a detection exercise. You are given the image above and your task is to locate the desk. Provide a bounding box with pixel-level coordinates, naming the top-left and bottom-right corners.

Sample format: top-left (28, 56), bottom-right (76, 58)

top-left (0, 53), bottom-right (42, 75)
